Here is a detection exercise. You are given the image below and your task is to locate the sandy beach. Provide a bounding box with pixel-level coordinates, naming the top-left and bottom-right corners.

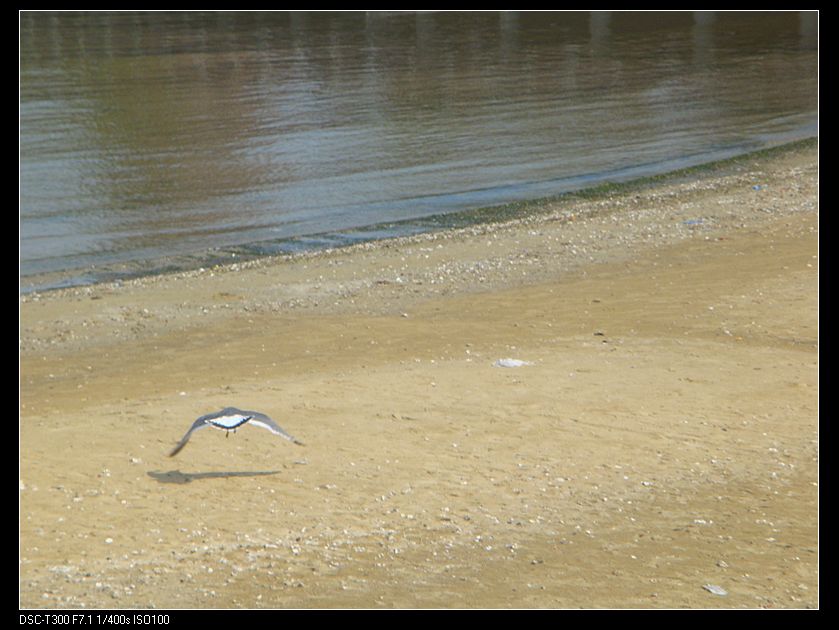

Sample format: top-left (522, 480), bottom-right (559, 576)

top-left (20, 140), bottom-right (818, 609)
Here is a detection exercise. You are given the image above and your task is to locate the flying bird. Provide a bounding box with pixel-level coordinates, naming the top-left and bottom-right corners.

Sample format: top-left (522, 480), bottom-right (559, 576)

top-left (169, 407), bottom-right (303, 457)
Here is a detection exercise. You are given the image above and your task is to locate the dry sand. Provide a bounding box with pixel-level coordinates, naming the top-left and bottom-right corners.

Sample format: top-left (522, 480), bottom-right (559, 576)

top-left (20, 141), bottom-right (818, 609)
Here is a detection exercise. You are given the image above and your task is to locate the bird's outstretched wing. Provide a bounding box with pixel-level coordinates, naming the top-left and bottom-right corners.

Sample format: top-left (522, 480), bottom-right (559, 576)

top-left (168, 417), bottom-right (209, 457)
top-left (243, 410), bottom-right (304, 445)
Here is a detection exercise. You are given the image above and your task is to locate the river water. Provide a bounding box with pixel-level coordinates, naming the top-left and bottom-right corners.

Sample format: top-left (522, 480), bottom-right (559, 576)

top-left (20, 11), bottom-right (818, 291)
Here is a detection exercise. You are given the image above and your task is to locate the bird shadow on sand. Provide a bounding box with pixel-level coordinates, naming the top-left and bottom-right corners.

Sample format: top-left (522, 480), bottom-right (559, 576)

top-left (147, 470), bottom-right (281, 485)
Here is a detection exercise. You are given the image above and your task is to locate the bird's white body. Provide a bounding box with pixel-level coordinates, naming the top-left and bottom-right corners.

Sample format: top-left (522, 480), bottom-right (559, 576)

top-left (205, 412), bottom-right (252, 431)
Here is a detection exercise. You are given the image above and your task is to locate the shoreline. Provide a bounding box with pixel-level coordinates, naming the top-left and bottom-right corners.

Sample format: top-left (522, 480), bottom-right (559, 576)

top-left (20, 139), bottom-right (818, 358)
top-left (20, 138), bottom-right (817, 297)
top-left (20, 141), bottom-right (818, 608)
